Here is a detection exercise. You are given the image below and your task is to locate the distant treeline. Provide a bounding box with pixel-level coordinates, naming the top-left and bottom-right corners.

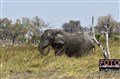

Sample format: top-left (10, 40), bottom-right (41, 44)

top-left (0, 14), bottom-right (120, 46)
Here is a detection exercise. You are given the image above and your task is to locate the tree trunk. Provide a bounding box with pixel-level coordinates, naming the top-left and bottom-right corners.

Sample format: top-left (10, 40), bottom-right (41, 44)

top-left (105, 31), bottom-right (111, 59)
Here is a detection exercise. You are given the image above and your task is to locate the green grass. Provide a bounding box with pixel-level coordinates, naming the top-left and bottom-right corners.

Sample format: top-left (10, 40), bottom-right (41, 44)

top-left (0, 40), bottom-right (120, 79)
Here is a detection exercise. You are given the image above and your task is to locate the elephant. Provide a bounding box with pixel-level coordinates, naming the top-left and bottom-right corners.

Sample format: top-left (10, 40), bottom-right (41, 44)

top-left (38, 29), bottom-right (95, 57)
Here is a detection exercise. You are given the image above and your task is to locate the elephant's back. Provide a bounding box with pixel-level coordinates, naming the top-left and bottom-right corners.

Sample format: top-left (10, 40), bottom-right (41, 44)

top-left (65, 33), bottom-right (94, 57)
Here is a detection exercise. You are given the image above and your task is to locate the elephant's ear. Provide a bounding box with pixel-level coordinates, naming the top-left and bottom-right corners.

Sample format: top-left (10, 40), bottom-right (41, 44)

top-left (54, 34), bottom-right (65, 44)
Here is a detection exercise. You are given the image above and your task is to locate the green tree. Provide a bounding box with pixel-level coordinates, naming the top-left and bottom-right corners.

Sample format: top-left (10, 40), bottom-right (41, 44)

top-left (0, 18), bottom-right (12, 40)
top-left (31, 16), bottom-right (49, 34)
top-left (62, 20), bottom-right (83, 33)
top-left (96, 14), bottom-right (117, 37)
top-left (0, 16), bottom-right (49, 45)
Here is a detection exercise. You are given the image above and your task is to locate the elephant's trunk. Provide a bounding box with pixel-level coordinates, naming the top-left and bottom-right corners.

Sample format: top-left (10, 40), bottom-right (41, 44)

top-left (38, 40), bottom-right (50, 55)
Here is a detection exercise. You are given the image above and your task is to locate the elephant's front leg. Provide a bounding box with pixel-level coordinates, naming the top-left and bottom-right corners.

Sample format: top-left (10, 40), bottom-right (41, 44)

top-left (55, 45), bottom-right (66, 56)
top-left (53, 47), bottom-right (60, 56)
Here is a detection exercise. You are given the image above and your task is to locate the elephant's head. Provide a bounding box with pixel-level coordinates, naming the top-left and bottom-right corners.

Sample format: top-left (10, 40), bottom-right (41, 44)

top-left (38, 29), bottom-right (54, 55)
top-left (38, 29), bottom-right (65, 55)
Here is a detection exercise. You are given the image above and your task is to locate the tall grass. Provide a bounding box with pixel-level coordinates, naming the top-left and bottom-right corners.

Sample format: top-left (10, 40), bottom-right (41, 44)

top-left (0, 41), bottom-right (120, 79)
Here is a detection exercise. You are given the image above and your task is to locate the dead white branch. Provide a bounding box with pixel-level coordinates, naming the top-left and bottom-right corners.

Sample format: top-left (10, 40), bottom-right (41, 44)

top-left (91, 37), bottom-right (108, 59)
top-left (91, 16), bottom-right (111, 59)
top-left (105, 20), bottom-right (111, 59)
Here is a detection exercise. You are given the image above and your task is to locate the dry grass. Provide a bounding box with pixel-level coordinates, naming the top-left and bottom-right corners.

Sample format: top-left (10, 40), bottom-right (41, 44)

top-left (0, 40), bottom-right (120, 79)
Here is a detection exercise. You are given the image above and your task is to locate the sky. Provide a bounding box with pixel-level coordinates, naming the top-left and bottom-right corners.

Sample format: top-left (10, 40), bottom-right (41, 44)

top-left (0, 0), bottom-right (120, 28)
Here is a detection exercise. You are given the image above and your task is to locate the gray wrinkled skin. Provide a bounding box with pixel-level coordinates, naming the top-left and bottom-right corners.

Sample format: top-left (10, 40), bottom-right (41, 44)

top-left (54, 31), bottom-right (95, 57)
top-left (38, 29), bottom-right (95, 57)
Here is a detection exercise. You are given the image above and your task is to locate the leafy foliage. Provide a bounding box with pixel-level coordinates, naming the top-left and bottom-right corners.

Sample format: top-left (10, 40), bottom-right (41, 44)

top-left (95, 14), bottom-right (118, 37)
top-left (62, 20), bottom-right (83, 33)
top-left (0, 16), bottom-right (48, 45)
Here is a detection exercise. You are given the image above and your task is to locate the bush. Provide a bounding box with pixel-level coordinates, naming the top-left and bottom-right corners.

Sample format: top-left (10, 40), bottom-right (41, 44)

top-left (112, 35), bottom-right (120, 41)
top-left (99, 36), bottom-right (106, 42)
top-left (31, 34), bottom-right (41, 45)
top-left (95, 33), bottom-right (100, 41)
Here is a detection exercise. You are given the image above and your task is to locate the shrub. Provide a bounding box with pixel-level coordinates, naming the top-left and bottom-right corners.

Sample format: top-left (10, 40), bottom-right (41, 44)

top-left (112, 35), bottom-right (120, 41)
top-left (99, 36), bottom-right (106, 42)
top-left (95, 33), bottom-right (100, 41)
